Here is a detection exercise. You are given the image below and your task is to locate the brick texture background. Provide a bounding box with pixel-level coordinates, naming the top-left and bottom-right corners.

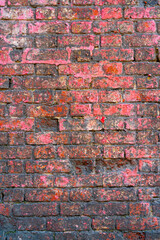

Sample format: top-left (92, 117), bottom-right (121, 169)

top-left (0, 0), bottom-right (160, 239)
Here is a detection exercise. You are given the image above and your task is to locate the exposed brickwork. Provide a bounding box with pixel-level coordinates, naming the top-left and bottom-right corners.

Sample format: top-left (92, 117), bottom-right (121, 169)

top-left (0, 0), bottom-right (160, 239)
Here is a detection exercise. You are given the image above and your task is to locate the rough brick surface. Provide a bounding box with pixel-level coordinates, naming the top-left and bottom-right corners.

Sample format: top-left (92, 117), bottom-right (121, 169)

top-left (0, 0), bottom-right (160, 239)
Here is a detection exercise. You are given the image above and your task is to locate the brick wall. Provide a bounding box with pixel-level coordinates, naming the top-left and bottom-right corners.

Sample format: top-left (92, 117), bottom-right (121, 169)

top-left (0, 0), bottom-right (160, 239)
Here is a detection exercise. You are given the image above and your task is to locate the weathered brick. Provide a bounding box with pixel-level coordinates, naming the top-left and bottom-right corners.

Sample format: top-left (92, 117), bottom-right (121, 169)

top-left (71, 22), bottom-right (92, 33)
top-left (25, 189), bottom-right (69, 202)
top-left (101, 35), bottom-right (122, 47)
top-left (70, 188), bottom-right (92, 201)
top-left (58, 35), bottom-right (99, 47)
top-left (92, 76), bottom-right (134, 88)
top-left (58, 7), bottom-right (100, 20)
top-left (13, 203), bottom-right (58, 216)
top-left (31, 0), bottom-right (57, 5)
top-left (124, 63), bottom-right (160, 75)
top-left (28, 22), bottom-right (69, 34)
top-left (94, 188), bottom-right (137, 201)
top-left (34, 145), bottom-right (56, 159)
top-left (116, 217), bottom-right (159, 230)
top-left (136, 20), bottom-right (156, 33)
top-left (93, 49), bottom-right (134, 61)
top-left (124, 7), bottom-right (160, 19)
top-left (0, 118), bottom-right (34, 131)
top-left (135, 48), bottom-right (156, 61)
top-left (16, 217), bottom-right (46, 231)
top-left (47, 217), bottom-right (91, 231)
top-left (101, 7), bottom-right (122, 19)
top-left (36, 7), bottom-right (56, 20)
top-left (58, 146), bottom-right (101, 159)
top-left (0, 0), bottom-right (159, 236)
top-left (92, 217), bottom-right (115, 230)
top-left (27, 105), bottom-right (68, 117)
top-left (0, 8), bottom-right (34, 20)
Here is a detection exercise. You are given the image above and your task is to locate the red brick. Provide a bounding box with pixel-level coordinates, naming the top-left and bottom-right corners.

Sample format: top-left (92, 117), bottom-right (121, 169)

top-left (25, 189), bottom-right (68, 202)
top-left (58, 35), bottom-right (99, 47)
top-left (1, 174), bottom-right (33, 188)
top-left (27, 105), bottom-right (68, 117)
top-left (8, 160), bottom-right (23, 173)
top-left (124, 34), bottom-right (160, 47)
top-left (9, 104), bottom-right (24, 117)
top-left (123, 232), bottom-right (145, 240)
top-left (71, 132), bottom-right (93, 144)
top-left (55, 175), bottom-right (102, 187)
top-left (136, 20), bottom-right (156, 33)
top-left (124, 90), bottom-right (160, 102)
top-left (36, 7), bottom-right (56, 19)
top-left (95, 131), bottom-right (136, 144)
top-left (101, 7), bottom-right (122, 19)
top-left (102, 103), bottom-right (136, 116)
top-left (0, 118), bottom-right (34, 131)
top-left (71, 21), bottom-right (92, 33)
top-left (125, 146), bottom-right (159, 159)
top-left (0, 64), bottom-right (34, 75)
top-left (93, 49), bottom-right (134, 61)
top-left (93, 20), bottom-right (134, 34)
top-left (99, 90), bottom-right (121, 102)
top-left (96, 0), bottom-right (137, 4)
top-left (34, 145), bottom-right (56, 159)
top-left (59, 118), bottom-right (103, 131)
top-left (139, 159), bottom-right (158, 173)
top-left (16, 218), bottom-right (45, 231)
top-left (92, 217), bottom-right (115, 230)
top-left (135, 48), bottom-right (156, 61)
top-left (83, 202), bottom-right (127, 216)
top-left (33, 175), bottom-right (54, 188)
top-left (70, 104), bottom-right (92, 116)
top-left (31, 0), bottom-right (57, 5)
top-left (9, 132), bottom-right (25, 145)
top-left (0, 203), bottom-right (11, 216)
top-left (47, 217), bottom-right (91, 231)
top-left (28, 22), bottom-right (69, 34)
top-left (0, 77), bottom-right (9, 88)
top-left (0, 8), bottom-right (34, 20)
top-left (0, 133), bottom-right (7, 145)
top-left (137, 77), bottom-right (158, 89)
top-left (70, 188), bottom-right (92, 201)
top-left (95, 188), bottom-right (137, 201)
top-left (125, 63), bottom-right (160, 75)
top-left (0, 0), bottom-right (159, 235)
top-left (58, 7), bottom-right (100, 20)
top-left (0, 146), bottom-right (32, 159)
top-left (116, 217), bottom-right (159, 230)
top-left (58, 146), bottom-right (101, 159)
top-left (25, 160), bottom-right (71, 173)
top-left (35, 35), bottom-right (56, 48)
top-left (101, 35), bottom-right (122, 47)
top-left (137, 131), bottom-right (158, 144)
top-left (2, 189), bottom-right (24, 202)
top-left (124, 7), bottom-right (160, 19)
top-left (24, 76), bottom-right (67, 89)
top-left (59, 63), bottom-right (104, 76)
top-left (104, 146), bottom-right (125, 158)
top-left (36, 63), bottom-right (57, 75)
top-left (8, 0), bottom-right (29, 6)
top-left (13, 203), bottom-right (58, 216)
top-left (60, 203), bottom-right (83, 216)
top-left (92, 76), bottom-right (134, 89)
top-left (138, 188), bottom-right (160, 200)
top-left (129, 203), bottom-right (150, 216)
top-left (71, 0), bottom-right (95, 5)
